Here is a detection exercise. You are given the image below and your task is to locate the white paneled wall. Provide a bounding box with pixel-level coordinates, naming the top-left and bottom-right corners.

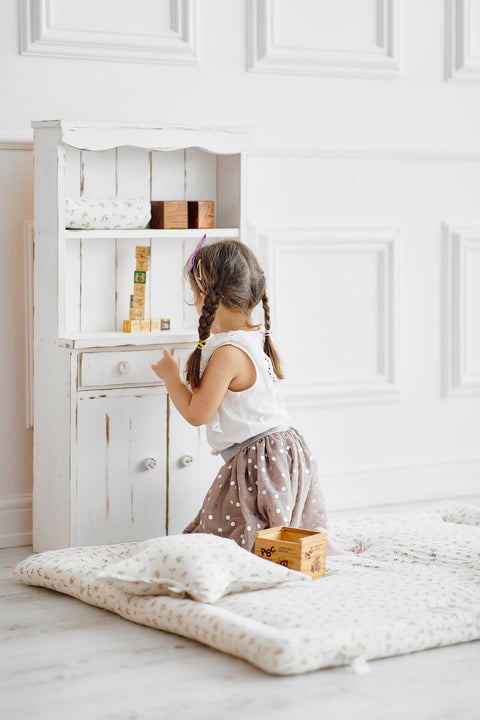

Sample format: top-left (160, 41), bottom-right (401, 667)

top-left (1, 0), bottom-right (480, 546)
top-left (247, 148), bottom-right (480, 508)
top-left (247, 0), bottom-right (399, 77)
top-left (20, 0), bottom-right (197, 64)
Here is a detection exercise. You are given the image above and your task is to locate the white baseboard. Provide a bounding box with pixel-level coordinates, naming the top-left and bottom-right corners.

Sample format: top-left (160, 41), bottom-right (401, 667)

top-left (0, 495), bottom-right (32, 548)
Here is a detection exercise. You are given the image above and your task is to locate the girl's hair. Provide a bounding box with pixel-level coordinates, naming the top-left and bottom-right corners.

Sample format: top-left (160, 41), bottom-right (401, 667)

top-left (185, 239), bottom-right (284, 390)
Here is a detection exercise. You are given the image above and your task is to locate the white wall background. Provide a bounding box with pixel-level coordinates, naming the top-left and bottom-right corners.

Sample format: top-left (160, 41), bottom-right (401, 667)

top-left (1, 0), bottom-right (480, 546)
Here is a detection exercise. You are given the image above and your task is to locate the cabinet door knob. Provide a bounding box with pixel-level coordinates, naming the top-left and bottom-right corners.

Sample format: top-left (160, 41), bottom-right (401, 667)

top-left (179, 454), bottom-right (194, 467)
top-left (144, 457), bottom-right (157, 470)
top-left (118, 360), bottom-right (130, 375)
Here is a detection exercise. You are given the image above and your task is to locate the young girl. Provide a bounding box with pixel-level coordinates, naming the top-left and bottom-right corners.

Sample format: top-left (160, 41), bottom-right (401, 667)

top-left (152, 237), bottom-right (361, 554)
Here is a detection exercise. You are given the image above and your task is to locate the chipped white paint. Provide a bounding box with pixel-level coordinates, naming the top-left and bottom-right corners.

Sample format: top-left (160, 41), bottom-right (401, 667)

top-left (32, 121), bottom-right (247, 551)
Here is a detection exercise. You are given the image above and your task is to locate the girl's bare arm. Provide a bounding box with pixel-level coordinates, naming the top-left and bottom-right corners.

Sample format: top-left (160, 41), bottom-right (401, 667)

top-left (151, 346), bottom-right (250, 426)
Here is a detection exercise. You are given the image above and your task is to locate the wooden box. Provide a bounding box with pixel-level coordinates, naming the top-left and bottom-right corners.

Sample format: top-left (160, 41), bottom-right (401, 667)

top-left (150, 201), bottom-right (188, 229)
top-left (188, 201), bottom-right (214, 229)
top-left (254, 526), bottom-right (327, 580)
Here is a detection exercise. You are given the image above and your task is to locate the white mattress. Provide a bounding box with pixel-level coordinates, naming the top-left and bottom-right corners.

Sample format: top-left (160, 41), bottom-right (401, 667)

top-left (14, 503), bottom-right (480, 675)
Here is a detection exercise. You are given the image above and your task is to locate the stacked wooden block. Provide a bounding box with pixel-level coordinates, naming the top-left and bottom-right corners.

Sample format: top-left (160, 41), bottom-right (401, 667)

top-left (150, 201), bottom-right (214, 229)
top-left (123, 246), bottom-right (170, 333)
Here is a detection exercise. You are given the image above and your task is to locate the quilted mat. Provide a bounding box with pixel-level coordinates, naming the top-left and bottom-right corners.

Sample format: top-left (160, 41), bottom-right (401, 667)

top-left (13, 502), bottom-right (480, 675)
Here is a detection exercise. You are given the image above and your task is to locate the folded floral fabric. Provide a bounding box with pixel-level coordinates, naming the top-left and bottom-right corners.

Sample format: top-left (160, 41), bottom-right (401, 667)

top-left (65, 197), bottom-right (151, 230)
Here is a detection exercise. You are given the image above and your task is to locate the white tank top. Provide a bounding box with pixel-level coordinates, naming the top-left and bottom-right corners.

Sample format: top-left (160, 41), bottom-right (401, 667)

top-left (199, 330), bottom-right (290, 454)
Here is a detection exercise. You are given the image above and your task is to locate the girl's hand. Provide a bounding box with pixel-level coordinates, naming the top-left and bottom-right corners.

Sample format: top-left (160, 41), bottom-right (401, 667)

top-left (151, 350), bottom-right (180, 383)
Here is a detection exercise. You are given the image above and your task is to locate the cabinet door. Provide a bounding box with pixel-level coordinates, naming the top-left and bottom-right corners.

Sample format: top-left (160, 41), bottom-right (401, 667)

top-left (75, 390), bottom-right (167, 545)
top-left (167, 399), bottom-right (222, 535)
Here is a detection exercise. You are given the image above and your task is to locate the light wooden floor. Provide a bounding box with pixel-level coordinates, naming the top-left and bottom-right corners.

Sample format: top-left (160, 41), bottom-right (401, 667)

top-left (2, 503), bottom-right (480, 720)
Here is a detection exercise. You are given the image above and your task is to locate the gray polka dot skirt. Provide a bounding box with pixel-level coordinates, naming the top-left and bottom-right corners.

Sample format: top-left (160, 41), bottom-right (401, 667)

top-left (183, 427), bottom-right (329, 552)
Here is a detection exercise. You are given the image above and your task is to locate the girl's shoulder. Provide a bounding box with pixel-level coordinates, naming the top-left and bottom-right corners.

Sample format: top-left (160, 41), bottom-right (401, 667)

top-left (200, 330), bottom-right (263, 374)
top-left (207, 329), bottom-right (263, 355)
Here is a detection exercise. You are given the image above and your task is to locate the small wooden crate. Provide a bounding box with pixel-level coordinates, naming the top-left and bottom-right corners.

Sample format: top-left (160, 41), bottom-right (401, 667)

top-left (150, 201), bottom-right (188, 229)
top-left (254, 526), bottom-right (327, 580)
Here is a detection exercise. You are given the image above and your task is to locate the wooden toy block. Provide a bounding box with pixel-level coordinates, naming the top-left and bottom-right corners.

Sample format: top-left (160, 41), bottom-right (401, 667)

top-left (254, 526), bottom-right (327, 580)
top-left (131, 291), bottom-right (145, 306)
top-left (135, 246), bottom-right (150, 260)
top-left (136, 257), bottom-right (150, 272)
top-left (123, 319), bottom-right (141, 333)
top-left (134, 270), bottom-right (147, 284)
top-left (161, 318), bottom-right (171, 331)
top-left (140, 319), bottom-right (151, 332)
top-left (150, 201), bottom-right (188, 229)
top-left (133, 283), bottom-right (146, 300)
top-left (129, 307), bottom-right (144, 320)
top-left (132, 298), bottom-right (145, 312)
top-left (188, 201), bottom-right (215, 229)
top-left (135, 246), bottom-right (151, 271)
top-left (150, 318), bottom-right (162, 332)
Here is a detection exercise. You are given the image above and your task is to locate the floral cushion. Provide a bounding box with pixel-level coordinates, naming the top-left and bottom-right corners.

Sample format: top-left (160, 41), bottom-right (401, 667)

top-left (96, 533), bottom-right (310, 603)
top-left (65, 197), bottom-right (150, 230)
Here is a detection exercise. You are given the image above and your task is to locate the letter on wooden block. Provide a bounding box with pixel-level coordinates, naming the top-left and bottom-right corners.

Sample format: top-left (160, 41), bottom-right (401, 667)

top-left (150, 318), bottom-right (162, 332)
top-left (140, 319), bottom-right (151, 332)
top-left (134, 270), bottom-right (147, 284)
top-left (161, 318), bottom-right (171, 330)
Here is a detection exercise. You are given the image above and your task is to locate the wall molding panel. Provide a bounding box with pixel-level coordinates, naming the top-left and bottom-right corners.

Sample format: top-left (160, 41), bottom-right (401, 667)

top-left (445, 0), bottom-right (480, 82)
top-left (251, 226), bottom-right (401, 407)
top-left (20, 0), bottom-right (198, 65)
top-left (247, 0), bottom-right (400, 78)
top-left (442, 223), bottom-right (480, 396)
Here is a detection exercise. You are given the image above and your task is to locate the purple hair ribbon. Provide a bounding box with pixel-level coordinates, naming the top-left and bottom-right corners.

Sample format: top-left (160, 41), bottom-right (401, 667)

top-left (188, 233), bottom-right (207, 292)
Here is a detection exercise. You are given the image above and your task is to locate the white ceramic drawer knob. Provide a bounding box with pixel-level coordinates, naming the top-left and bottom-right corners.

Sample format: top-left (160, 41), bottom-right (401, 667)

top-left (118, 360), bottom-right (130, 375)
top-left (144, 457), bottom-right (157, 470)
top-left (180, 454), bottom-right (194, 467)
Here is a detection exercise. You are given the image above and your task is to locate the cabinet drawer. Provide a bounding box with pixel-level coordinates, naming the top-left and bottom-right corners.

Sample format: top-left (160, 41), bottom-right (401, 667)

top-left (79, 350), bottom-right (167, 388)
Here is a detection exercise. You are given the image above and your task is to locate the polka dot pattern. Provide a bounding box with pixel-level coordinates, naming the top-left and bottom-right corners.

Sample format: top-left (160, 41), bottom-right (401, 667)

top-left (184, 428), bottom-right (328, 551)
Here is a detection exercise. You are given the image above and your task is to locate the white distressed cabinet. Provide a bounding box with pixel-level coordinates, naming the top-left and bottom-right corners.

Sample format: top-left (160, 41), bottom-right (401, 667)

top-left (32, 121), bottom-right (250, 551)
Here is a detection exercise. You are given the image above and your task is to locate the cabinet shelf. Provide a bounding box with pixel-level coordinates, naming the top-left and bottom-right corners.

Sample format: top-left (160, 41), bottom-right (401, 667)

top-left (64, 228), bottom-right (240, 240)
top-left (58, 329), bottom-right (198, 349)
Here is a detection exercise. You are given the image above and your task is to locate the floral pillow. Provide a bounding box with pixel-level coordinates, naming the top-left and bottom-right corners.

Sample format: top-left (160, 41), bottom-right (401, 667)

top-left (65, 197), bottom-right (150, 230)
top-left (96, 533), bottom-right (311, 603)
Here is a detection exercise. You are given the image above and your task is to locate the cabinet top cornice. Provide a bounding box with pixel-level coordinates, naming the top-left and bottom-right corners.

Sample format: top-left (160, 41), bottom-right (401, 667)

top-left (31, 120), bottom-right (253, 154)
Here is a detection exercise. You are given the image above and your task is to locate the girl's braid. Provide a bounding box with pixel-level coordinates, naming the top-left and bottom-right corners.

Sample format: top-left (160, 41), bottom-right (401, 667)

top-left (261, 292), bottom-right (271, 333)
top-left (186, 287), bottom-right (219, 390)
top-left (198, 287), bottom-right (219, 341)
top-left (261, 292), bottom-right (284, 379)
